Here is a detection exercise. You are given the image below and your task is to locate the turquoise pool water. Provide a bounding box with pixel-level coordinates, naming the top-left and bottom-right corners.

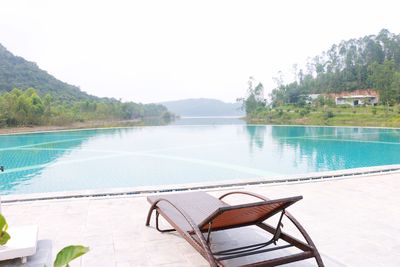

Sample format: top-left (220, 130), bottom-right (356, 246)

top-left (1, 121), bottom-right (400, 195)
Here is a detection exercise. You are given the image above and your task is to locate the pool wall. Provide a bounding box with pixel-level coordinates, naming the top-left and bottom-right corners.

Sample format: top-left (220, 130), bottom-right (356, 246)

top-left (2, 164), bottom-right (400, 203)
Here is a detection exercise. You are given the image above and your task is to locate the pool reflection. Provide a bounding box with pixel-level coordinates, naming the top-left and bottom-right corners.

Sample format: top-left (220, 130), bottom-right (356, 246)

top-left (268, 126), bottom-right (400, 172)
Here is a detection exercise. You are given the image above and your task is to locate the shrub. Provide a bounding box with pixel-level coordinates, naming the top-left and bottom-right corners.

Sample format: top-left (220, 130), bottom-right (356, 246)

top-left (299, 109), bottom-right (310, 117)
top-left (323, 111), bottom-right (335, 119)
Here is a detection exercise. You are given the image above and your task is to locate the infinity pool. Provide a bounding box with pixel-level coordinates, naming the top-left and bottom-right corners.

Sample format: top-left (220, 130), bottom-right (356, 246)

top-left (1, 122), bottom-right (400, 195)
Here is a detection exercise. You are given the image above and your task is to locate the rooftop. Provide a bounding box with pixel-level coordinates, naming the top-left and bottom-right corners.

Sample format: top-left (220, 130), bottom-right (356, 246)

top-left (2, 171), bottom-right (400, 266)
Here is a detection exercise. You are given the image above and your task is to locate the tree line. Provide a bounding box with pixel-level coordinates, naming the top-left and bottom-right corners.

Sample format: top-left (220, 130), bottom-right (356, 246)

top-left (0, 88), bottom-right (173, 127)
top-left (270, 29), bottom-right (400, 106)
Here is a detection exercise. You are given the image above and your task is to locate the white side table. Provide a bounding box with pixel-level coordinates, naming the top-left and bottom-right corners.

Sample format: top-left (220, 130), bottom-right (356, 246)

top-left (0, 225), bottom-right (38, 263)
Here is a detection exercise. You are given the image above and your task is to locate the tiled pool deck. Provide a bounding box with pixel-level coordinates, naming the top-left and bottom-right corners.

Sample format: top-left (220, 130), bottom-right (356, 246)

top-left (1, 172), bottom-right (400, 266)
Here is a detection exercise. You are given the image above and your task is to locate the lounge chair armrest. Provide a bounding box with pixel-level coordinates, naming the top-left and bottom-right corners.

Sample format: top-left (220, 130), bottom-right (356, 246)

top-left (219, 191), bottom-right (270, 202)
top-left (146, 198), bottom-right (217, 267)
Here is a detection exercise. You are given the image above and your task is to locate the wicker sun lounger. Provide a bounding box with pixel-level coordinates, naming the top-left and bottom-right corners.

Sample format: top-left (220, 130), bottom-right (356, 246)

top-left (146, 191), bottom-right (324, 267)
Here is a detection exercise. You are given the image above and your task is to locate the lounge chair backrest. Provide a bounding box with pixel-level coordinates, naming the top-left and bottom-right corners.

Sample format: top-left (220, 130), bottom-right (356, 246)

top-left (199, 196), bottom-right (302, 231)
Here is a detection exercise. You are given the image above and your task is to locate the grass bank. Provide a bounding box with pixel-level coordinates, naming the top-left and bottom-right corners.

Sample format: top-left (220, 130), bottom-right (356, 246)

top-left (247, 105), bottom-right (400, 127)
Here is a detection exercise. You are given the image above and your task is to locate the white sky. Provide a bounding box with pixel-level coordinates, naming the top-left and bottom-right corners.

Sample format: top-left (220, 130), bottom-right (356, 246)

top-left (0, 0), bottom-right (399, 103)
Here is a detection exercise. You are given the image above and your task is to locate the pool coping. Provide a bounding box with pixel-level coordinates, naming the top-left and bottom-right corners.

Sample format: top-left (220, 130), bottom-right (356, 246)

top-left (2, 164), bottom-right (400, 203)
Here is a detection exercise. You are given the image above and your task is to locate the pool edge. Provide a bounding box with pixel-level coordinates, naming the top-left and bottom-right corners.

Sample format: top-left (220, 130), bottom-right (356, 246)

top-left (2, 165), bottom-right (400, 203)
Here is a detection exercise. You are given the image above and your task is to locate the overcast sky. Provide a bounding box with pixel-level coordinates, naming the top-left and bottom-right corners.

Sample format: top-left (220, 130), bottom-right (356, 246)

top-left (0, 0), bottom-right (399, 103)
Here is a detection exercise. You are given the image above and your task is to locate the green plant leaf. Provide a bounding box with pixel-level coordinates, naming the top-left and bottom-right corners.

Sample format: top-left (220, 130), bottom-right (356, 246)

top-left (0, 231), bottom-right (10, 246)
top-left (53, 245), bottom-right (89, 267)
top-left (0, 214), bottom-right (10, 246)
top-left (0, 214), bottom-right (7, 230)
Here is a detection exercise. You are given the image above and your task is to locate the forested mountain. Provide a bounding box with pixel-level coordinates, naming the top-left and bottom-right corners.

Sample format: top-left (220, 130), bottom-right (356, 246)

top-left (161, 98), bottom-right (244, 116)
top-left (0, 43), bottom-right (96, 101)
top-left (0, 43), bottom-right (172, 127)
top-left (271, 29), bottom-right (400, 105)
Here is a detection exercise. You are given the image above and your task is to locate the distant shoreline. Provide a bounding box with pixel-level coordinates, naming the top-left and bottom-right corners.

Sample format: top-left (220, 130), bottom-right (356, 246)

top-left (245, 105), bottom-right (400, 128)
top-left (0, 120), bottom-right (146, 135)
top-left (0, 116), bottom-right (244, 135)
top-left (245, 117), bottom-right (400, 128)
top-left (5, 114), bottom-right (400, 135)
top-left (180, 115), bottom-right (244, 119)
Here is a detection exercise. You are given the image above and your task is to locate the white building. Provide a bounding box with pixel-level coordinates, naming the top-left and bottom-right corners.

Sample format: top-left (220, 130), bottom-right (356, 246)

top-left (331, 89), bottom-right (379, 106)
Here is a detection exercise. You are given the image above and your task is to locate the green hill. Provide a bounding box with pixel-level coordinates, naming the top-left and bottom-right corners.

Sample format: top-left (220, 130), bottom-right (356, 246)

top-left (0, 43), bottom-right (172, 127)
top-left (0, 43), bottom-right (96, 101)
top-left (241, 29), bottom-right (400, 127)
top-left (270, 29), bottom-right (400, 106)
top-left (160, 98), bottom-right (244, 116)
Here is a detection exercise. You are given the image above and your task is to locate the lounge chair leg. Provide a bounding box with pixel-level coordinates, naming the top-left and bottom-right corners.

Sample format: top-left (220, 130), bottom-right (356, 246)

top-left (145, 206), bottom-right (155, 226)
top-left (146, 198), bottom-right (218, 267)
top-left (21, 257), bottom-right (27, 264)
top-left (285, 211), bottom-right (325, 267)
top-left (272, 210), bottom-right (285, 244)
top-left (206, 222), bottom-right (212, 243)
top-left (155, 211), bottom-right (176, 233)
top-left (146, 207), bottom-right (176, 232)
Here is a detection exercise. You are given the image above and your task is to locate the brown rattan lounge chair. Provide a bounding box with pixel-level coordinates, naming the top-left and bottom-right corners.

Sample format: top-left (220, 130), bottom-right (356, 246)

top-left (146, 191), bottom-right (324, 267)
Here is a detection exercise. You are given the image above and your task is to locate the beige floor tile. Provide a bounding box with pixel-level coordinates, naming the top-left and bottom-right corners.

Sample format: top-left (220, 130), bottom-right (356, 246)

top-left (2, 172), bottom-right (400, 266)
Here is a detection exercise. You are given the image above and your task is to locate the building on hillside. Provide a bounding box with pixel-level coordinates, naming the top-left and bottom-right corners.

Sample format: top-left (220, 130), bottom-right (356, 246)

top-left (307, 94), bottom-right (321, 103)
top-left (327, 89), bottom-right (379, 106)
top-left (301, 94), bottom-right (321, 104)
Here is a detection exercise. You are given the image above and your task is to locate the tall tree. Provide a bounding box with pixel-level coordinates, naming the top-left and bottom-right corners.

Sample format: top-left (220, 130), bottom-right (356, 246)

top-left (368, 60), bottom-right (397, 105)
top-left (243, 77), bottom-right (265, 115)
top-left (269, 29), bottom-right (400, 106)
